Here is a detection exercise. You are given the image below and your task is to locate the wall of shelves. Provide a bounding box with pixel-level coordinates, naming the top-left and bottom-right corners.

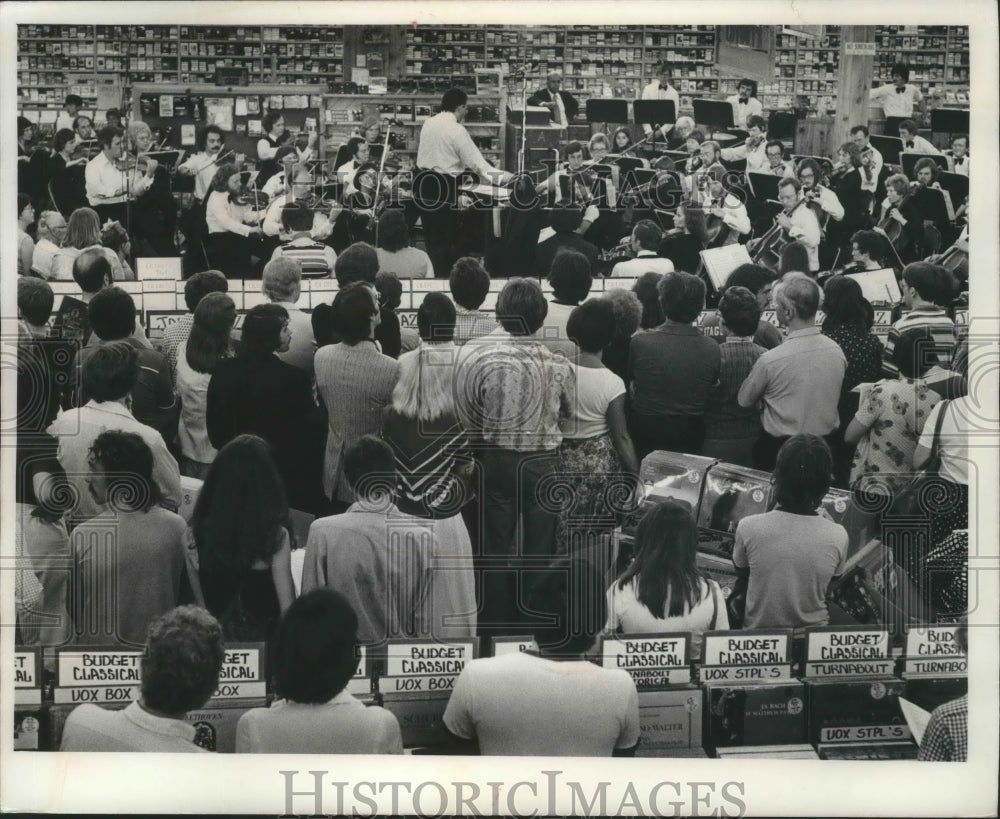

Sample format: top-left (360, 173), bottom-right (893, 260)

top-left (18, 23), bottom-right (971, 122)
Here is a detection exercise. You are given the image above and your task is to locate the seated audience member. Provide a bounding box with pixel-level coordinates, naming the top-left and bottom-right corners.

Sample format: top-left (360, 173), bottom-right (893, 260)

top-left (449, 256), bottom-right (498, 345)
top-left (918, 624), bottom-right (968, 761)
top-left (160, 269), bottom-right (229, 377)
top-left (175, 293), bottom-right (236, 478)
top-left (738, 274), bottom-right (846, 471)
top-left (778, 240), bottom-right (811, 277)
top-left (532, 205), bottom-right (600, 278)
top-left (301, 436), bottom-right (437, 645)
top-left (821, 275), bottom-right (884, 486)
top-left (443, 556), bottom-right (640, 756)
top-left (100, 221), bottom-right (136, 280)
top-left (699, 263), bottom-right (782, 349)
top-left (262, 257), bottom-right (317, 374)
top-left (236, 590), bottom-right (403, 753)
top-left (882, 262), bottom-right (958, 379)
top-left (607, 500), bottom-right (728, 659)
top-left (16, 194), bottom-right (35, 277)
top-left (60, 606), bottom-right (224, 752)
top-left (30, 210), bottom-right (67, 278)
top-left (207, 303), bottom-right (325, 515)
top-left (188, 435), bottom-right (295, 642)
top-left (610, 220), bottom-right (675, 277)
top-left (558, 299), bottom-right (640, 555)
top-left (374, 271), bottom-right (419, 359)
top-left (846, 328), bottom-right (945, 501)
top-left (702, 286), bottom-right (766, 468)
top-left (375, 209), bottom-right (432, 279)
top-left (334, 240), bottom-right (379, 287)
top-left (632, 271), bottom-right (665, 330)
top-left (314, 283), bottom-right (400, 507)
top-left (50, 207), bottom-right (126, 281)
top-left (733, 435), bottom-right (849, 632)
top-left (270, 200), bottom-right (337, 278)
top-left (72, 286), bottom-right (176, 439)
top-left (627, 272), bottom-right (721, 460)
top-left (545, 248), bottom-right (594, 345)
top-left (47, 342), bottom-right (182, 523)
top-left (599, 288), bottom-right (643, 383)
top-left (69, 432), bottom-right (189, 645)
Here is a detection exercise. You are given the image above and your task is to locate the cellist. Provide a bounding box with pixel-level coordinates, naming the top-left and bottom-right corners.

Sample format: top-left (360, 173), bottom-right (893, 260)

top-left (877, 173), bottom-right (923, 264)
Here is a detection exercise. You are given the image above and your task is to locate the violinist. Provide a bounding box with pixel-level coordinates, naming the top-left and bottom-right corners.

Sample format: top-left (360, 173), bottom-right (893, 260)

top-left (683, 141), bottom-right (726, 196)
top-left (537, 141), bottom-right (601, 235)
top-left (911, 156), bottom-right (955, 244)
top-left (656, 202), bottom-right (705, 274)
top-left (796, 158), bottom-right (844, 225)
top-left (47, 128), bottom-right (89, 216)
top-left (898, 119), bottom-right (941, 156)
top-left (689, 177), bottom-right (751, 248)
top-left (720, 116), bottom-right (769, 171)
top-left (877, 173), bottom-right (923, 264)
top-left (204, 163), bottom-right (266, 278)
top-left (263, 160), bottom-right (336, 241)
top-left (763, 140), bottom-right (795, 178)
top-left (85, 125), bottom-right (154, 225)
top-left (336, 137), bottom-right (370, 197)
top-left (177, 124), bottom-right (227, 203)
top-left (849, 126), bottom-right (883, 197)
top-left (124, 120), bottom-right (177, 257)
top-left (74, 115), bottom-right (95, 142)
top-left (261, 146), bottom-right (301, 200)
top-left (846, 229), bottom-right (888, 273)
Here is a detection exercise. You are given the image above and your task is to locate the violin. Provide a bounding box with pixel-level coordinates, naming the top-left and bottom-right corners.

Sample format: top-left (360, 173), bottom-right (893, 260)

top-left (230, 187), bottom-right (270, 208)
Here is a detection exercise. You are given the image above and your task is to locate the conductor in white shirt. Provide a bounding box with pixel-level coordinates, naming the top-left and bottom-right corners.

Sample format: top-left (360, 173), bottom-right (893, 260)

top-left (415, 87), bottom-right (512, 277)
top-left (640, 63), bottom-right (680, 139)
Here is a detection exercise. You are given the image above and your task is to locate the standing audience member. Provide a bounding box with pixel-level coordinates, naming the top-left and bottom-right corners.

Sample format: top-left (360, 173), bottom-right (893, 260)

top-left (882, 262), bottom-right (958, 379)
top-left (443, 557), bottom-right (640, 756)
top-left (261, 257), bottom-right (317, 375)
top-left (702, 286), bottom-right (766, 468)
top-left (733, 435), bottom-right (849, 632)
top-left (607, 501), bottom-right (729, 659)
top-left (374, 271), bottom-right (420, 359)
top-left (627, 272), bottom-right (721, 460)
top-left (207, 303), bottom-right (324, 515)
top-left (50, 207), bottom-right (126, 281)
top-left (47, 342), bottom-right (182, 524)
top-left (449, 256), bottom-right (497, 344)
top-left (455, 278), bottom-right (575, 632)
top-left (544, 249), bottom-right (593, 348)
top-left (160, 269), bottom-right (229, 378)
top-left (70, 432), bottom-right (189, 645)
top-left (60, 606), bottom-right (224, 752)
top-left (632, 271), bottom-right (665, 330)
top-left (301, 436), bottom-right (437, 645)
top-left (187, 435), bottom-right (295, 642)
top-left (699, 264), bottom-right (782, 350)
top-left (270, 200), bottom-right (337, 277)
top-left (334, 241), bottom-right (379, 288)
top-left (175, 293), bottom-right (236, 478)
top-left (375, 209), bottom-right (433, 279)
top-left (314, 283), bottom-right (400, 510)
top-left (913, 394), bottom-right (971, 545)
top-left (235, 590), bottom-right (403, 753)
top-left (821, 275), bottom-right (884, 486)
top-left (599, 288), bottom-right (643, 383)
top-left (739, 274), bottom-right (846, 471)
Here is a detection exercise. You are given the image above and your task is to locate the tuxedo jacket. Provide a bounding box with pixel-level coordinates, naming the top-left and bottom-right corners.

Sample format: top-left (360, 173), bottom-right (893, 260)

top-left (526, 87), bottom-right (579, 122)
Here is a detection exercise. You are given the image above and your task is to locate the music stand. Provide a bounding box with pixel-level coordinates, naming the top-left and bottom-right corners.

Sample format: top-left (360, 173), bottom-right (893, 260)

top-left (901, 153), bottom-right (949, 178)
top-left (746, 172), bottom-right (781, 203)
top-left (938, 171), bottom-right (969, 207)
top-left (633, 99), bottom-right (676, 157)
top-left (913, 186), bottom-right (955, 225)
top-left (884, 116), bottom-right (908, 137)
top-left (692, 98), bottom-right (735, 132)
top-left (931, 108), bottom-right (969, 135)
top-left (585, 98), bottom-right (629, 126)
top-left (869, 135), bottom-right (903, 165)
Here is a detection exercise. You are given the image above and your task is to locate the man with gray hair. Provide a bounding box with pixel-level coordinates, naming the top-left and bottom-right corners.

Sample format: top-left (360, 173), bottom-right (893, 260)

top-left (738, 273), bottom-right (846, 471)
top-left (30, 210), bottom-right (67, 278)
top-left (261, 256), bottom-right (316, 374)
top-left (527, 71), bottom-right (579, 126)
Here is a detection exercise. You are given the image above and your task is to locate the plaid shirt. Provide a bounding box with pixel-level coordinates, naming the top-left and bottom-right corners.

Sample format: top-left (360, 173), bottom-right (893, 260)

top-left (452, 306), bottom-right (498, 346)
top-left (918, 694), bottom-right (968, 761)
top-left (159, 313), bottom-right (195, 378)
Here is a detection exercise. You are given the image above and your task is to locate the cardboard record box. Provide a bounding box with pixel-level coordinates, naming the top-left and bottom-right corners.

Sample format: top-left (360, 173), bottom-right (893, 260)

top-left (620, 452), bottom-right (716, 539)
top-left (184, 703), bottom-right (256, 753)
top-left (817, 741), bottom-right (918, 760)
top-left (637, 686), bottom-right (703, 753)
top-left (696, 462), bottom-right (771, 541)
top-left (716, 744), bottom-right (819, 760)
top-left (805, 676), bottom-right (909, 745)
top-left (703, 682), bottom-right (807, 754)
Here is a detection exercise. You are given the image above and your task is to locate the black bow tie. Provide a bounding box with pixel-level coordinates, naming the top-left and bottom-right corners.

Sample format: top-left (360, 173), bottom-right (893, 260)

top-left (738, 98), bottom-right (749, 105)
top-left (906, 141), bottom-right (914, 148)
top-left (895, 86), bottom-right (906, 93)
top-left (954, 157), bottom-right (965, 164)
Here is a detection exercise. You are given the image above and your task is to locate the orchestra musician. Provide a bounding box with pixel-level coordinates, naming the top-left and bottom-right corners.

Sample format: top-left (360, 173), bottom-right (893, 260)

top-left (17, 116), bottom-right (40, 201)
top-left (725, 79), bottom-right (763, 131)
top-left (846, 229), bottom-right (888, 272)
top-left (537, 141), bottom-right (602, 235)
top-left (336, 137), bottom-right (370, 196)
top-left (74, 115), bottom-right (96, 142)
top-left (176, 124), bottom-right (227, 203)
top-left (762, 140), bottom-right (795, 177)
top-left (797, 158), bottom-right (845, 228)
top-left (946, 135), bottom-right (969, 176)
top-left (257, 113), bottom-right (316, 189)
top-left (640, 63), bottom-right (680, 139)
top-left (850, 125), bottom-right (883, 198)
top-left (689, 177), bottom-right (751, 248)
top-left (683, 140), bottom-right (726, 194)
top-left (664, 116), bottom-right (696, 151)
top-left (868, 62), bottom-right (925, 121)
top-left (827, 143), bottom-right (874, 256)
top-left (263, 160), bottom-right (337, 242)
top-left (720, 116), bottom-right (769, 171)
top-left (124, 120), bottom-right (177, 257)
top-left (527, 71), bottom-right (579, 126)
top-left (911, 156), bottom-right (955, 244)
top-left (204, 163), bottom-right (267, 278)
top-left (84, 125), bottom-right (155, 225)
top-left (55, 93), bottom-right (83, 132)
top-left (877, 173), bottom-right (923, 264)
top-left (657, 202), bottom-right (704, 274)
top-left (47, 128), bottom-right (90, 216)
top-left (750, 177), bottom-right (822, 273)
top-left (898, 119), bottom-right (942, 156)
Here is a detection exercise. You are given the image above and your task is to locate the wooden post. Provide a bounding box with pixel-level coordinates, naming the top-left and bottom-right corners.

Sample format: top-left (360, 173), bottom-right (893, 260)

top-left (831, 26), bottom-right (877, 153)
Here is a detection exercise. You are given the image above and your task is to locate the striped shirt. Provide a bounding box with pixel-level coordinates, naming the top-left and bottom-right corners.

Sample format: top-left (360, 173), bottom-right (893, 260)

top-left (273, 237), bottom-right (337, 278)
top-left (704, 336), bottom-right (766, 440)
top-left (882, 307), bottom-right (955, 379)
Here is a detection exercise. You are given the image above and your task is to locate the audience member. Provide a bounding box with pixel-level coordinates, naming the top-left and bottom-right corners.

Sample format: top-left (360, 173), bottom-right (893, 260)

top-left (733, 435), bottom-right (848, 632)
top-left (69, 431), bottom-right (189, 645)
top-left (160, 269), bottom-right (229, 376)
top-left (913, 394), bottom-right (970, 545)
top-left (699, 263), bottom-right (782, 349)
top-left (702, 286), bottom-right (766, 467)
top-left (918, 624), bottom-right (968, 761)
top-left (610, 220), bottom-right (675, 277)
top-left (532, 205), bottom-right (599, 278)
top-left (17, 194), bottom-right (35, 277)
top-left (270, 200), bottom-right (337, 277)
top-left (100, 220), bottom-right (136, 280)
top-left (30, 210), bottom-right (67, 278)
top-left (236, 590), bottom-right (403, 753)
top-left (882, 262), bottom-right (958, 379)
top-left (627, 272), bottom-right (720, 460)
top-left (188, 434), bottom-right (295, 641)
top-left (314, 284), bottom-right (400, 508)
top-left (599, 288), bottom-right (642, 383)
top-left (607, 500), bottom-right (729, 659)
top-left (50, 207), bottom-right (126, 281)
top-left (374, 271), bottom-right (418, 359)
top-left (262, 257), bottom-right (317, 374)
top-left (739, 274), bottom-right (846, 471)
top-left (544, 248), bottom-right (593, 347)
top-left (375, 209), bottom-right (433, 278)
top-left (333, 240), bottom-right (379, 287)
top-left (631, 271), bottom-right (664, 330)
top-left (61, 605), bottom-right (224, 752)
top-left (443, 556), bottom-right (640, 756)
top-left (175, 293), bottom-right (236, 478)
top-left (449, 256), bottom-right (497, 344)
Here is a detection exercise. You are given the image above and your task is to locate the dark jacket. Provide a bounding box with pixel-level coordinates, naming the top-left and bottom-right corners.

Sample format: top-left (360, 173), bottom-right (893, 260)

top-left (532, 232), bottom-right (600, 278)
top-left (526, 87), bottom-right (580, 122)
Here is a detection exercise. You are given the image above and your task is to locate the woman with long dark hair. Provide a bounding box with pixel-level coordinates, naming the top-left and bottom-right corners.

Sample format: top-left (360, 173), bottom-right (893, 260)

top-left (188, 434), bottom-right (295, 641)
top-left (47, 127), bottom-right (89, 216)
top-left (204, 163), bottom-right (266, 278)
top-left (821, 274), bottom-right (883, 486)
top-left (175, 293), bottom-right (236, 478)
top-left (607, 500), bottom-right (728, 659)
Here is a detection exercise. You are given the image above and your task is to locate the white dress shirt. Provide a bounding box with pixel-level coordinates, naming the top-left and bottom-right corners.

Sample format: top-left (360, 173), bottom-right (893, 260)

top-left (85, 151), bottom-right (152, 206)
top-left (721, 140), bottom-right (769, 172)
top-left (869, 83), bottom-right (922, 117)
top-left (948, 154), bottom-right (969, 176)
top-left (784, 202), bottom-right (822, 271)
top-left (807, 185), bottom-right (845, 222)
top-left (639, 81), bottom-right (680, 136)
top-left (858, 145), bottom-right (883, 194)
top-left (901, 135), bottom-right (942, 156)
top-left (610, 251), bottom-right (675, 278)
top-left (205, 190), bottom-right (261, 236)
top-left (176, 151), bottom-right (220, 201)
top-left (725, 94), bottom-right (763, 129)
top-left (416, 111), bottom-right (497, 177)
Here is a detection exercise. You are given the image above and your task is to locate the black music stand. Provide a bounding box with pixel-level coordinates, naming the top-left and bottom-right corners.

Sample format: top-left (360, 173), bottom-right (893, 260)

top-left (633, 99), bottom-right (676, 155)
top-left (692, 99), bottom-right (735, 132)
top-left (869, 135), bottom-right (903, 165)
top-left (746, 172), bottom-right (781, 203)
top-left (912, 186), bottom-right (955, 226)
top-left (585, 98), bottom-right (629, 127)
top-left (931, 108), bottom-right (969, 136)
top-left (901, 153), bottom-right (949, 178)
top-left (884, 116), bottom-right (908, 137)
top-left (938, 171), bottom-right (969, 207)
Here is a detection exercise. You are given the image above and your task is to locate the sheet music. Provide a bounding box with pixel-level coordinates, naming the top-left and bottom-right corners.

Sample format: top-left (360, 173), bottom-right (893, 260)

top-left (899, 697), bottom-right (932, 746)
top-left (698, 243), bottom-right (753, 290)
top-left (844, 267), bottom-right (902, 305)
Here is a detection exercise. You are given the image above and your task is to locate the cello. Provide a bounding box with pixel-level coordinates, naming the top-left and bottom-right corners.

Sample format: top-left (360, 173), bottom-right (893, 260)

top-left (749, 197), bottom-right (806, 270)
